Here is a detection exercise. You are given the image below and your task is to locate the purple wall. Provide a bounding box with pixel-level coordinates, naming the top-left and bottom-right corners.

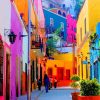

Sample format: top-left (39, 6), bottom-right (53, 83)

top-left (10, 3), bottom-right (23, 100)
top-left (67, 14), bottom-right (77, 44)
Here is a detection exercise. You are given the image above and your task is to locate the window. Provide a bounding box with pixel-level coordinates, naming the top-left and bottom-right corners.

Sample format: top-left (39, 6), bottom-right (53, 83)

top-left (62, 12), bottom-right (66, 17)
top-left (84, 18), bottom-right (86, 34)
top-left (74, 28), bottom-right (76, 32)
top-left (67, 23), bottom-right (69, 27)
top-left (50, 4), bottom-right (54, 8)
top-left (60, 22), bottom-right (64, 31)
top-left (80, 28), bottom-right (82, 41)
top-left (71, 26), bottom-right (73, 31)
top-left (50, 18), bottom-right (54, 26)
top-left (58, 10), bottom-right (61, 15)
top-left (74, 35), bottom-right (76, 40)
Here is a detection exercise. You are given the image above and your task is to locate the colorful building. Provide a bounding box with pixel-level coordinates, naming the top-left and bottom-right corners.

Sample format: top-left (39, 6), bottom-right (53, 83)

top-left (66, 14), bottom-right (77, 44)
top-left (43, 8), bottom-right (67, 46)
top-left (46, 53), bottom-right (76, 86)
top-left (77, 0), bottom-right (100, 80)
top-left (50, 8), bottom-right (67, 17)
top-left (89, 23), bottom-right (100, 82)
top-left (0, 0), bottom-right (12, 100)
top-left (0, 0), bottom-right (26, 99)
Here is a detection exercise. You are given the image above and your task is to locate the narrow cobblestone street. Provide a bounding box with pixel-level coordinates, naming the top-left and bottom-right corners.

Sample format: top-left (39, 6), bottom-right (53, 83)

top-left (18, 87), bottom-right (79, 100)
top-left (38, 89), bottom-right (72, 100)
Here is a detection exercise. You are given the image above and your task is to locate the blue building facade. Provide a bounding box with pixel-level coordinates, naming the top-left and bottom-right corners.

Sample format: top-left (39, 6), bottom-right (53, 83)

top-left (43, 8), bottom-right (67, 47)
top-left (90, 22), bottom-right (100, 82)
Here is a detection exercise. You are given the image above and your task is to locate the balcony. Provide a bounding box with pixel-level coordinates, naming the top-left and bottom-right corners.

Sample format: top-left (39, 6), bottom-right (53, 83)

top-left (31, 40), bottom-right (43, 49)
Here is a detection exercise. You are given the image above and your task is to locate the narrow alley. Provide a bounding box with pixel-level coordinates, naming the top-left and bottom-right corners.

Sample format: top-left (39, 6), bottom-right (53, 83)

top-left (1, 0), bottom-right (100, 100)
top-left (18, 87), bottom-right (79, 100)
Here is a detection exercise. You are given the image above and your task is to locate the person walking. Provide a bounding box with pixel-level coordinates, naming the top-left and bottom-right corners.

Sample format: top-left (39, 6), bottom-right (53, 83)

top-left (44, 74), bottom-right (50, 93)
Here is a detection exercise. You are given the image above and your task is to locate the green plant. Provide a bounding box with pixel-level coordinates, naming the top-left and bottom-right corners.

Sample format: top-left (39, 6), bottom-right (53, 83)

top-left (71, 75), bottom-right (80, 81)
top-left (70, 75), bottom-right (80, 92)
top-left (46, 27), bottom-right (62, 57)
top-left (46, 38), bottom-right (57, 56)
top-left (80, 79), bottom-right (100, 96)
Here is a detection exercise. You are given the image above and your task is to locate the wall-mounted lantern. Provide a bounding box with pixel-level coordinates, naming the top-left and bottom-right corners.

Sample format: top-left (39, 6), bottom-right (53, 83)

top-left (4, 29), bottom-right (16, 44)
top-left (8, 31), bottom-right (16, 44)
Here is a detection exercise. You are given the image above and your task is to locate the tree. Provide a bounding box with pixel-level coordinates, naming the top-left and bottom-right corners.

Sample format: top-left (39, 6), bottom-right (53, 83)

top-left (46, 26), bottom-right (62, 57)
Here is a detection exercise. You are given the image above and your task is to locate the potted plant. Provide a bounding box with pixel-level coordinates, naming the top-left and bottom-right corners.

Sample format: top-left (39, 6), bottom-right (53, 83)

top-left (70, 75), bottom-right (80, 100)
top-left (78, 79), bottom-right (100, 100)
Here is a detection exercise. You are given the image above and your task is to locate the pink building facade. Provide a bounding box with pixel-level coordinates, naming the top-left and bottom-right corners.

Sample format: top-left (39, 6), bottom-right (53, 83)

top-left (10, 3), bottom-right (23, 100)
top-left (0, 1), bottom-right (23, 100)
top-left (66, 14), bottom-right (77, 44)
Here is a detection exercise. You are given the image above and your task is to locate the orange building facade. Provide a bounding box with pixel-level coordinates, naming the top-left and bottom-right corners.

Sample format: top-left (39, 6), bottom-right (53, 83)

top-left (46, 53), bottom-right (76, 87)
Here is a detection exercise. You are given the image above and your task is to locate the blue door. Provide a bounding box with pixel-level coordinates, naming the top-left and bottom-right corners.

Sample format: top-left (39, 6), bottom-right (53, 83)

top-left (94, 62), bottom-right (98, 80)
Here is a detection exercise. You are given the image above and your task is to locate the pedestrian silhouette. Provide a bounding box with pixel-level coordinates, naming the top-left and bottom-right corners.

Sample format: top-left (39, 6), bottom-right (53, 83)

top-left (44, 74), bottom-right (50, 93)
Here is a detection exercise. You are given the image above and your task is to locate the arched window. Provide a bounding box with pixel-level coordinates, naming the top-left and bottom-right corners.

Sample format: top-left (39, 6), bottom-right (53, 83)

top-left (58, 10), bottom-right (61, 15)
top-left (62, 12), bottom-right (66, 17)
top-left (50, 4), bottom-right (54, 8)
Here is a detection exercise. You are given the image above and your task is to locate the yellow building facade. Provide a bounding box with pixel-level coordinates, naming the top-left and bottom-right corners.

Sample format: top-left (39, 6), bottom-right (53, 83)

top-left (77, 0), bottom-right (100, 79)
top-left (46, 53), bottom-right (76, 86)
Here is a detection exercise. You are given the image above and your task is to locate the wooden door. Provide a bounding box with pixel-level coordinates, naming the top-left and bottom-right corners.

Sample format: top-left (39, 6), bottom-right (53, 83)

top-left (6, 54), bottom-right (10, 100)
top-left (57, 68), bottom-right (64, 80)
top-left (66, 70), bottom-right (70, 80)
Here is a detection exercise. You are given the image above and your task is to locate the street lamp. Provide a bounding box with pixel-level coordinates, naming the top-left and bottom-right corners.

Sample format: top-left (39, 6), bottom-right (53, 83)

top-left (4, 29), bottom-right (16, 44)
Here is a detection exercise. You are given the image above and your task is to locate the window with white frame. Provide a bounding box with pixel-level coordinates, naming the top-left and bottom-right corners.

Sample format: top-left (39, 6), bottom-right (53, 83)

top-left (50, 18), bottom-right (54, 26)
top-left (60, 22), bottom-right (64, 31)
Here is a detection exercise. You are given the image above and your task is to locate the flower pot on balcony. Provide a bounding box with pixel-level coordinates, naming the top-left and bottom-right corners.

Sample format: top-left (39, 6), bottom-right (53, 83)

top-left (78, 95), bottom-right (100, 100)
top-left (71, 92), bottom-right (80, 100)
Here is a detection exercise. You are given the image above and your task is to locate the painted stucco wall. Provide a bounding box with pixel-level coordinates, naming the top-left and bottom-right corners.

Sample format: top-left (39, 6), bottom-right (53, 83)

top-left (46, 60), bottom-right (73, 76)
top-left (46, 53), bottom-right (74, 78)
top-left (14, 0), bottom-right (38, 27)
top-left (43, 8), bottom-right (67, 41)
top-left (0, 0), bottom-right (11, 100)
top-left (77, 0), bottom-right (100, 80)
top-left (22, 28), bottom-right (28, 72)
top-left (67, 14), bottom-right (77, 44)
top-left (53, 53), bottom-right (73, 61)
top-left (88, 0), bottom-right (100, 32)
top-left (0, 0), bottom-right (11, 44)
top-left (77, 0), bottom-right (90, 79)
top-left (10, 3), bottom-right (23, 100)
top-left (90, 23), bottom-right (100, 82)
